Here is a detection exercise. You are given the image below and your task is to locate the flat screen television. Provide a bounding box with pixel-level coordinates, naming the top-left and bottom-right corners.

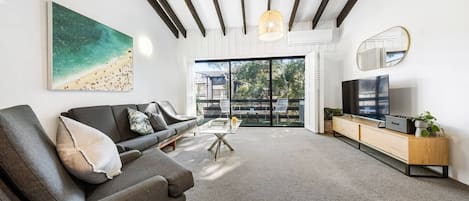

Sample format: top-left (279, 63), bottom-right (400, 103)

top-left (342, 75), bottom-right (390, 121)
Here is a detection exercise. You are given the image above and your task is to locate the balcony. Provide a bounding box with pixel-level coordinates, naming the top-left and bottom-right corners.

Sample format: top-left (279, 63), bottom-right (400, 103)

top-left (196, 99), bottom-right (304, 127)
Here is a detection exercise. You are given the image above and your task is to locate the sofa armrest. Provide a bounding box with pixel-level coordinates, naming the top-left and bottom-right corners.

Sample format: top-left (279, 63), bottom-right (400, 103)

top-left (119, 150), bottom-right (142, 165)
top-left (97, 176), bottom-right (171, 201)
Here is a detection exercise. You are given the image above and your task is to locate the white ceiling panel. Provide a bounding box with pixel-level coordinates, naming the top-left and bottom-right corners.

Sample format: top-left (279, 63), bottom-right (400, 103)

top-left (244, 0), bottom-right (268, 27)
top-left (220, 0), bottom-right (243, 28)
top-left (295, 0), bottom-right (321, 22)
top-left (163, 0), bottom-right (350, 31)
top-left (321, 0), bottom-right (349, 20)
top-left (166, 0), bottom-right (198, 30)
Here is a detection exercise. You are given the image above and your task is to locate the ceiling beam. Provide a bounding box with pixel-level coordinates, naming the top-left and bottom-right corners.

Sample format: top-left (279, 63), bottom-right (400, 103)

top-left (241, 0), bottom-right (247, 35)
top-left (158, 0), bottom-right (187, 38)
top-left (288, 0), bottom-right (300, 31)
top-left (184, 0), bottom-right (206, 37)
top-left (336, 0), bottom-right (358, 27)
top-left (312, 0), bottom-right (329, 29)
top-left (213, 0), bottom-right (226, 36)
top-left (148, 0), bottom-right (178, 38)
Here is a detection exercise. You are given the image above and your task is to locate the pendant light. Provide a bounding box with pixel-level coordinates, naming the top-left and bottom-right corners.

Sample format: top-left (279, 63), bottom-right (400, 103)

top-left (258, 0), bottom-right (284, 42)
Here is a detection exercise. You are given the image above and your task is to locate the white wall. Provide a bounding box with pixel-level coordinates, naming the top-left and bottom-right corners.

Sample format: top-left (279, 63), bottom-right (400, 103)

top-left (177, 21), bottom-right (337, 60)
top-left (338, 0), bottom-right (469, 184)
top-left (0, 0), bottom-right (184, 141)
top-left (178, 21), bottom-right (342, 113)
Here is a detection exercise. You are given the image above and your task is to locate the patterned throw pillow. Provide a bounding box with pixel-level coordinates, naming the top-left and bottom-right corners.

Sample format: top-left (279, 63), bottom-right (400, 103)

top-left (147, 112), bottom-right (168, 131)
top-left (128, 108), bottom-right (154, 135)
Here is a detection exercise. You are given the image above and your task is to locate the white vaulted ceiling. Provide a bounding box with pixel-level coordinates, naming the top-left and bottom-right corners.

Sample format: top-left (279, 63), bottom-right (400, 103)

top-left (165, 0), bottom-right (350, 30)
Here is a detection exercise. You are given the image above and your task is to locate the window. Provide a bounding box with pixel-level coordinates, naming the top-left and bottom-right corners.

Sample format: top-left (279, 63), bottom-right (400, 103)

top-left (193, 57), bottom-right (305, 127)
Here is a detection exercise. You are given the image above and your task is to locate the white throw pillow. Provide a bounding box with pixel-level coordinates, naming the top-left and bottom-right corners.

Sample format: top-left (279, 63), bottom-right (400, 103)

top-left (56, 116), bottom-right (122, 184)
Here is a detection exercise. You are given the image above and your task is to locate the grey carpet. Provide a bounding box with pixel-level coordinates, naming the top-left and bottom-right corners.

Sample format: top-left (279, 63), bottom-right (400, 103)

top-left (164, 128), bottom-right (469, 201)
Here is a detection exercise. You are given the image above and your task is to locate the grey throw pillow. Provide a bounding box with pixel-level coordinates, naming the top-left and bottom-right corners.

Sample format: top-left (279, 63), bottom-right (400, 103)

top-left (147, 112), bottom-right (168, 131)
top-left (128, 108), bottom-right (154, 135)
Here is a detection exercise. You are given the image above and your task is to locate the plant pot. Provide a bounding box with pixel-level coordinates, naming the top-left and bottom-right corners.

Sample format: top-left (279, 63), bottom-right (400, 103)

top-left (414, 120), bottom-right (428, 137)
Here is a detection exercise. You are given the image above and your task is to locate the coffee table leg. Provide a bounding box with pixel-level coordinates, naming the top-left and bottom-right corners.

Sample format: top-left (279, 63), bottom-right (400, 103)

top-left (208, 139), bottom-right (218, 151)
top-left (220, 137), bottom-right (234, 151)
top-left (209, 133), bottom-right (235, 160)
top-left (215, 140), bottom-right (221, 160)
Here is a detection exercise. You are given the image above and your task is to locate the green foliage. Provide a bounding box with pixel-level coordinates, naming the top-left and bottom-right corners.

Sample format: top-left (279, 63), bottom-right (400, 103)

top-left (232, 61), bottom-right (270, 99)
top-left (272, 59), bottom-right (305, 98)
top-left (414, 111), bottom-right (442, 137)
top-left (324, 108), bottom-right (343, 120)
top-left (232, 59), bottom-right (305, 99)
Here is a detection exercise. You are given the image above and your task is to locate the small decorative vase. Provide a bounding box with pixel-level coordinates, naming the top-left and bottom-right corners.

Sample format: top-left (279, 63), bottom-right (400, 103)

top-left (231, 116), bottom-right (238, 125)
top-left (414, 120), bottom-right (428, 137)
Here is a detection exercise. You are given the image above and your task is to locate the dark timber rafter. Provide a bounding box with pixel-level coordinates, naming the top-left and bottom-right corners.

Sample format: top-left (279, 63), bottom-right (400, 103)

top-left (159, 0), bottom-right (187, 38)
top-left (241, 0), bottom-right (247, 34)
top-left (336, 0), bottom-right (358, 27)
top-left (288, 0), bottom-right (300, 31)
top-left (148, 0), bottom-right (178, 38)
top-left (184, 0), bottom-right (206, 37)
top-left (312, 0), bottom-right (329, 29)
top-left (213, 0), bottom-right (226, 36)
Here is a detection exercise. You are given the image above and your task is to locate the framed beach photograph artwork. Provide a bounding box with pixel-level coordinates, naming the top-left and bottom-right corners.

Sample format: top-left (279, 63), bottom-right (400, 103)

top-left (47, 1), bottom-right (134, 91)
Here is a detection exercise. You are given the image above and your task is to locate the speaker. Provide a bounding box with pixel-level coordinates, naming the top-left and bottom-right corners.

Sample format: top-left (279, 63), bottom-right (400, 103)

top-left (385, 115), bottom-right (416, 134)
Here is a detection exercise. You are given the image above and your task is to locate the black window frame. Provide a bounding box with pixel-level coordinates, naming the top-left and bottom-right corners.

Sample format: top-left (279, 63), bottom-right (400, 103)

top-left (195, 56), bottom-right (305, 128)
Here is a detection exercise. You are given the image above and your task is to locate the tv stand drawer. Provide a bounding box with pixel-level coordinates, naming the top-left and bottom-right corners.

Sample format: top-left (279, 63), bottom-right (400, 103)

top-left (360, 125), bottom-right (409, 161)
top-left (332, 117), bottom-right (359, 141)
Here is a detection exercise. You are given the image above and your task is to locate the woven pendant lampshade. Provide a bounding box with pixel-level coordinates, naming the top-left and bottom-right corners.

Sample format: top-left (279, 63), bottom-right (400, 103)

top-left (258, 10), bottom-right (284, 41)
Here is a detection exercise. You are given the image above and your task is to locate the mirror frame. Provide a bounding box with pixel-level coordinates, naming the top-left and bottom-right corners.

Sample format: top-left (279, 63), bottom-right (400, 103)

top-left (356, 26), bottom-right (411, 71)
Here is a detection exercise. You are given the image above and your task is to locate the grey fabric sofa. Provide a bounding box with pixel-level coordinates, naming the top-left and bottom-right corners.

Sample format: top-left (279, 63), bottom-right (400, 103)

top-left (61, 102), bottom-right (197, 151)
top-left (0, 105), bottom-right (194, 201)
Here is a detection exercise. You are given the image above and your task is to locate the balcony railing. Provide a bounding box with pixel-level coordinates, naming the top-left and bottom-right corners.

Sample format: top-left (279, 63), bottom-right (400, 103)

top-left (196, 99), bottom-right (304, 127)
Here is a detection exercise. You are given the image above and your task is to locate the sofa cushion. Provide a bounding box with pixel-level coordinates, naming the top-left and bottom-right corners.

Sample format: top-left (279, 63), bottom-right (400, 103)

top-left (69, 105), bottom-right (121, 142)
top-left (56, 116), bottom-right (122, 184)
top-left (87, 175), bottom-right (186, 201)
top-left (119, 150), bottom-right (142, 165)
top-left (128, 108), bottom-right (154, 135)
top-left (154, 129), bottom-right (177, 142)
top-left (85, 149), bottom-right (194, 200)
top-left (111, 104), bottom-right (139, 141)
top-left (147, 112), bottom-right (169, 131)
top-left (174, 115), bottom-right (197, 121)
top-left (185, 119), bottom-right (197, 128)
top-left (0, 105), bottom-right (85, 201)
top-left (167, 122), bottom-right (190, 134)
top-left (137, 103), bottom-right (160, 114)
top-left (157, 101), bottom-right (177, 116)
top-left (117, 133), bottom-right (159, 151)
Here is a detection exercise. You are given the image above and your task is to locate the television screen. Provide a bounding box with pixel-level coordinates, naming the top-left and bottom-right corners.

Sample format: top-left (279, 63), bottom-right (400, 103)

top-left (342, 75), bottom-right (389, 121)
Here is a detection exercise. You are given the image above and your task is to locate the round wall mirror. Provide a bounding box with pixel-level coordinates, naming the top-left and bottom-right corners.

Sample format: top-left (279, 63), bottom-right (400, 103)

top-left (357, 26), bottom-right (411, 71)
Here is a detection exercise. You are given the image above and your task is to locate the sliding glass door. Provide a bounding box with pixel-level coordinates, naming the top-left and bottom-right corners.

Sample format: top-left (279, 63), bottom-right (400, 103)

top-left (194, 57), bottom-right (305, 127)
top-left (231, 60), bottom-right (271, 126)
top-left (271, 58), bottom-right (305, 126)
top-left (194, 61), bottom-right (229, 121)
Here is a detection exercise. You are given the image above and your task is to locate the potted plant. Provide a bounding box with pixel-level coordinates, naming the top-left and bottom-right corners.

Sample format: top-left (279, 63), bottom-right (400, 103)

top-left (324, 108), bottom-right (343, 134)
top-left (413, 111), bottom-right (442, 137)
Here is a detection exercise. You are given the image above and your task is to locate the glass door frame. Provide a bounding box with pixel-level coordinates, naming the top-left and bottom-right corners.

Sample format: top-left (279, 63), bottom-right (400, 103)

top-left (195, 56), bottom-right (305, 128)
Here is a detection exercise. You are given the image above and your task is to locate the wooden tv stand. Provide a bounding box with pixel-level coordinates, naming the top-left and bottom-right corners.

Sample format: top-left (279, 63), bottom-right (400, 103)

top-left (332, 115), bottom-right (449, 177)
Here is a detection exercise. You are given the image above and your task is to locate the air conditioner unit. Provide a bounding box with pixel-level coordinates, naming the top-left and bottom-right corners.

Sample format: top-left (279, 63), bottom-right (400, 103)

top-left (287, 29), bottom-right (335, 46)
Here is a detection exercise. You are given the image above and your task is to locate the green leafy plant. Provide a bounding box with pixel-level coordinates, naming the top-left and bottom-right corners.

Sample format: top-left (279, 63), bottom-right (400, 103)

top-left (413, 111), bottom-right (442, 137)
top-left (324, 108), bottom-right (343, 120)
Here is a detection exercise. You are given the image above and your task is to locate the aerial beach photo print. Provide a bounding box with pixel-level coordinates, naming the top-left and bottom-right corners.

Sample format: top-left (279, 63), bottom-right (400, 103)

top-left (48, 1), bottom-right (134, 91)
